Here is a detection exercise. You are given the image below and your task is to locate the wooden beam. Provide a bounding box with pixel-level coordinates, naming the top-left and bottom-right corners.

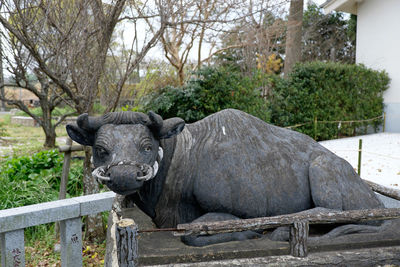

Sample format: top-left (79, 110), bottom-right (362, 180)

top-left (363, 179), bottom-right (400, 201)
top-left (176, 208), bottom-right (400, 236)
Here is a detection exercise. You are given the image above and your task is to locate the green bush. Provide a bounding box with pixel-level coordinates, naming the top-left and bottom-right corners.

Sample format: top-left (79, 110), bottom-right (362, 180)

top-left (270, 61), bottom-right (390, 140)
top-left (0, 150), bottom-right (83, 209)
top-left (139, 67), bottom-right (270, 123)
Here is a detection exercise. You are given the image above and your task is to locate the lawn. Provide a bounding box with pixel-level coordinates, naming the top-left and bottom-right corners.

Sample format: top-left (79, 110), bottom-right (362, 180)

top-left (0, 114), bottom-right (68, 157)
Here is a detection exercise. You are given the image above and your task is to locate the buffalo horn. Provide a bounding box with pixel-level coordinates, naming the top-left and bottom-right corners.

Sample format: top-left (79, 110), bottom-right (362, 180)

top-left (77, 112), bottom-right (151, 131)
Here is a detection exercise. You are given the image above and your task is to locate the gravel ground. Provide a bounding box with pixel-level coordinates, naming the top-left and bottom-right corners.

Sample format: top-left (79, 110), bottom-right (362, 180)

top-left (320, 132), bottom-right (400, 189)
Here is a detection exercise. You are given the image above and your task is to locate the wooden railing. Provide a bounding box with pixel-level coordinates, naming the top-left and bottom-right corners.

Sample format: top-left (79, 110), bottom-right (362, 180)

top-left (0, 192), bottom-right (115, 267)
top-left (175, 207), bottom-right (400, 257)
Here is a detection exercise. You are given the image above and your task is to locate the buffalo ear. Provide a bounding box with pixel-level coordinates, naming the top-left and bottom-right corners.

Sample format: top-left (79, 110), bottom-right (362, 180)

top-left (66, 124), bottom-right (95, 146)
top-left (158, 117), bottom-right (185, 139)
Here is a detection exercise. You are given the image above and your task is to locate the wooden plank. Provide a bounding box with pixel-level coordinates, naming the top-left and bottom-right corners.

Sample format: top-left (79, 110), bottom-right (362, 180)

top-left (176, 208), bottom-right (400, 236)
top-left (0, 229), bottom-right (25, 267)
top-left (58, 144), bottom-right (84, 152)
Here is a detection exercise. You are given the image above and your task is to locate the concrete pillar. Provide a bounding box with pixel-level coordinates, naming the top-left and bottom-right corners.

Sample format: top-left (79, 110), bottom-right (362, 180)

top-left (0, 229), bottom-right (25, 267)
top-left (60, 217), bottom-right (83, 267)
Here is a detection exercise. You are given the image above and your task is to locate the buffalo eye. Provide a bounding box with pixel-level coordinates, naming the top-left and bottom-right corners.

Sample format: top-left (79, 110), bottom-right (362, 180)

top-left (95, 146), bottom-right (109, 158)
top-left (143, 145), bottom-right (152, 152)
top-left (140, 138), bottom-right (153, 153)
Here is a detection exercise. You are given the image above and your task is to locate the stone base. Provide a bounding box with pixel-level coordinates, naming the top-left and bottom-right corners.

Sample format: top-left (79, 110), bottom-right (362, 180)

top-left (115, 207), bottom-right (400, 266)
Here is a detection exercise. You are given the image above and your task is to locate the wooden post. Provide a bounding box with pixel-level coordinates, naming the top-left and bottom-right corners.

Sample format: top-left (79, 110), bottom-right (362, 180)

top-left (313, 117), bottom-right (317, 140)
top-left (59, 138), bottom-right (73, 200)
top-left (383, 112), bottom-right (386, 132)
top-left (289, 220), bottom-right (309, 257)
top-left (358, 139), bottom-right (362, 176)
top-left (116, 218), bottom-right (138, 267)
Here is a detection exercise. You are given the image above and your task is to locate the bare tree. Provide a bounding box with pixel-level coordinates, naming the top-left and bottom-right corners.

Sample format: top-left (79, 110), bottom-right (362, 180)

top-left (302, 2), bottom-right (355, 63)
top-left (284, 0), bottom-right (303, 76)
top-left (0, 33), bottom-right (73, 148)
top-left (0, 0), bottom-right (169, 242)
top-left (133, 0), bottom-right (255, 85)
top-left (215, 0), bottom-right (288, 75)
top-left (0, 0), bottom-right (130, 240)
top-left (138, 0), bottom-right (201, 85)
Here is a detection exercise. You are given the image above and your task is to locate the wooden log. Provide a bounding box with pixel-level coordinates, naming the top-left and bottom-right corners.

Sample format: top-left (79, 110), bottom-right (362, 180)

top-left (116, 218), bottom-right (138, 267)
top-left (175, 208), bottom-right (400, 236)
top-left (58, 144), bottom-right (84, 152)
top-left (289, 221), bottom-right (308, 257)
top-left (363, 179), bottom-right (400, 201)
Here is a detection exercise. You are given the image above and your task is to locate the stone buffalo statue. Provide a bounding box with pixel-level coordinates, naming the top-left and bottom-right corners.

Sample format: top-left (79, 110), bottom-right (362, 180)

top-left (66, 109), bottom-right (384, 246)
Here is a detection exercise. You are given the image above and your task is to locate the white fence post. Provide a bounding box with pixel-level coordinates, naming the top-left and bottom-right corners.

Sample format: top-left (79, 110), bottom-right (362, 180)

top-left (0, 229), bottom-right (25, 267)
top-left (60, 217), bottom-right (83, 267)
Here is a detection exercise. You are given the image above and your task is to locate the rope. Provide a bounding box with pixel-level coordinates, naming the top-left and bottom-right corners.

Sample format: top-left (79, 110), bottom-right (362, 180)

top-left (327, 149), bottom-right (400, 161)
top-left (318, 115), bottom-right (384, 124)
top-left (285, 115), bottom-right (384, 129)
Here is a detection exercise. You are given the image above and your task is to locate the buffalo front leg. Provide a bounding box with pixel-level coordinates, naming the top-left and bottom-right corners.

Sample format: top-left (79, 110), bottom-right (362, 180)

top-left (181, 212), bottom-right (262, 247)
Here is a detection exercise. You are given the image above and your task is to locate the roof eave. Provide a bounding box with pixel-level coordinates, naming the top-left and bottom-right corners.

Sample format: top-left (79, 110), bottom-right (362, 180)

top-left (322, 0), bottom-right (359, 15)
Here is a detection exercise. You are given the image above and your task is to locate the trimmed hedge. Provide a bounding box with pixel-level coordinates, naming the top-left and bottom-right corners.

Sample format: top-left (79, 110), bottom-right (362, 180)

top-left (139, 67), bottom-right (270, 123)
top-left (270, 61), bottom-right (390, 140)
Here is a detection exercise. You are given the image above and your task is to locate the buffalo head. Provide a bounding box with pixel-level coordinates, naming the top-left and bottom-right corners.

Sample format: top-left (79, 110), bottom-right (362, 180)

top-left (66, 111), bottom-right (185, 195)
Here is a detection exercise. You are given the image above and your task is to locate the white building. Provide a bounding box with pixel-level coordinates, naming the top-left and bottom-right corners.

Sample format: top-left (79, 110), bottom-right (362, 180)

top-left (323, 0), bottom-right (400, 132)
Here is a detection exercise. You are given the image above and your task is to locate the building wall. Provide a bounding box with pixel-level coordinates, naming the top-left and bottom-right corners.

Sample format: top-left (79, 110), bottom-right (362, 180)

top-left (356, 0), bottom-right (400, 132)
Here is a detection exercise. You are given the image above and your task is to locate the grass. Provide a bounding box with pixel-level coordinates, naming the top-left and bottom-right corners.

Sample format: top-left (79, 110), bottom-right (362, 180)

top-left (0, 114), bottom-right (69, 158)
top-left (25, 226), bottom-right (107, 267)
top-left (24, 223), bottom-right (107, 267)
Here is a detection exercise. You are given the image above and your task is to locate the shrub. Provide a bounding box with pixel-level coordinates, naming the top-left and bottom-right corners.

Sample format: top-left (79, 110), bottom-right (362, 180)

top-left (0, 150), bottom-right (83, 209)
top-left (270, 61), bottom-right (390, 140)
top-left (139, 67), bottom-right (270, 123)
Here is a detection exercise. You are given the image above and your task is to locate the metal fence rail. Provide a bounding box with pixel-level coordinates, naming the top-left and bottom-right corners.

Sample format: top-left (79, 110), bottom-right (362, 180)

top-left (0, 191), bottom-right (115, 267)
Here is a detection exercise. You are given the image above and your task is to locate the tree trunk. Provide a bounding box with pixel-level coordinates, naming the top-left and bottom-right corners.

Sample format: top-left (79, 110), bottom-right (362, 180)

top-left (83, 147), bottom-right (105, 241)
top-left (178, 66), bottom-right (185, 86)
top-left (40, 103), bottom-right (57, 148)
top-left (43, 129), bottom-right (56, 148)
top-left (284, 0), bottom-right (304, 77)
top-left (0, 36), bottom-right (5, 112)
